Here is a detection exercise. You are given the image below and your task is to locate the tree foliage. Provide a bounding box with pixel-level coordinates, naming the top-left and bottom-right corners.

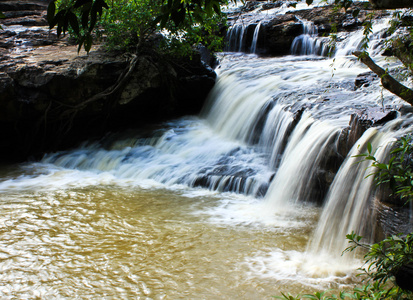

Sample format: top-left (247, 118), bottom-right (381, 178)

top-left (47, 0), bottom-right (234, 53)
top-left (355, 137), bottom-right (413, 203)
top-left (344, 232), bottom-right (413, 291)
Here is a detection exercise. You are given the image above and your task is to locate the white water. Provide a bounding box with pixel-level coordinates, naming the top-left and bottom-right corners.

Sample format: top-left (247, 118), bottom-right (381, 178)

top-left (1, 9), bottom-right (412, 297)
top-left (251, 21), bottom-right (261, 54)
top-left (308, 117), bottom-right (413, 257)
top-left (263, 113), bottom-right (342, 211)
top-left (291, 19), bottom-right (329, 56)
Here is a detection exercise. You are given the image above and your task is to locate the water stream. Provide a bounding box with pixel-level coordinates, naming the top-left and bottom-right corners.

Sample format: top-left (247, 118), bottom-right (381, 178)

top-left (1, 4), bottom-right (412, 299)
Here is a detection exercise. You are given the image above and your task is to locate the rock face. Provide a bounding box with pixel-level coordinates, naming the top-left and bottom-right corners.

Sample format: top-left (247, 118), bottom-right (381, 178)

top-left (0, 0), bottom-right (49, 27)
top-left (0, 2), bottom-right (216, 161)
top-left (0, 46), bottom-right (216, 160)
top-left (259, 14), bottom-right (303, 56)
top-left (225, 1), bottom-right (390, 56)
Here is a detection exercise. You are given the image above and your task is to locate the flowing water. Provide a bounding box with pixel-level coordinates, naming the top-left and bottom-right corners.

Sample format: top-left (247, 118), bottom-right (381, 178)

top-left (1, 4), bottom-right (413, 299)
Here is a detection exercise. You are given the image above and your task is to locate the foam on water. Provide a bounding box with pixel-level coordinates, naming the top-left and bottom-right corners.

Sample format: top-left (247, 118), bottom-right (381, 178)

top-left (244, 248), bottom-right (362, 288)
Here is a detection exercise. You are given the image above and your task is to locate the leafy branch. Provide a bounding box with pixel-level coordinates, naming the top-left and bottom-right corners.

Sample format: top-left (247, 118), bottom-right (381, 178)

top-left (354, 137), bottom-right (413, 203)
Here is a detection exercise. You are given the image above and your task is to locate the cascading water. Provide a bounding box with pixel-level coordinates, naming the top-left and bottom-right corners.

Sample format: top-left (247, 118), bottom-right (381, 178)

top-left (1, 4), bottom-right (412, 298)
top-left (291, 19), bottom-right (329, 56)
top-left (225, 23), bottom-right (246, 52)
top-left (307, 119), bottom-right (412, 258)
top-left (250, 21), bottom-right (261, 54)
top-left (262, 113), bottom-right (343, 212)
top-left (225, 21), bottom-right (263, 53)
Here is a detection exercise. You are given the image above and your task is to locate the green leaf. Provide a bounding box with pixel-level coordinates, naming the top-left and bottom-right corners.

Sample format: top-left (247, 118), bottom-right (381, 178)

top-left (57, 24), bottom-right (62, 37)
top-left (171, 6), bottom-right (185, 26)
top-left (67, 11), bottom-right (80, 35)
top-left (89, 2), bottom-right (99, 32)
top-left (50, 10), bottom-right (64, 29)
top-left (84, 33), bottom-right (93, 53)
top-left (62, 13), bottom-right (69, 35)
top-left (47, 1), bottom-right (56, 25)
top-left (213, 3), bottom-right (220, 15)
top-left (77, 35), bottom-right (85, 53)
top-left (306, 0), bottom-right (313, 5)
top-left (81, 10), bottom-right (89, 29)
top-left (367, 142), bottom-right (372, 154)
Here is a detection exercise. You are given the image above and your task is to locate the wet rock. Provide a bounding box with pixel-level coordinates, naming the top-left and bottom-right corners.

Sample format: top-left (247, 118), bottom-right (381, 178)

top-left (226, 1), bottom-right (390, 56)
top-left (395, 264), bottom-right (413, 292)
top-left (356, 107), bottom-right (398, 125)
top-left (0, 0), bottom-right (49, 27)
top-left (259, 14), bottom-right (302, 56)
top-left (293, 2), bottom-right (388, 34)
top-left (0, 46), bottom-right (216, 160)
top-left (375, 198), bottom-right (413, 241)
top-left (261, 1), bottom-right (283, 11)
top-left (355, 71), bottom-right (379, 89)
top-left (242, 1), bottom-right (262, 12)
top-left (337, 108), bottom-right (397, 158)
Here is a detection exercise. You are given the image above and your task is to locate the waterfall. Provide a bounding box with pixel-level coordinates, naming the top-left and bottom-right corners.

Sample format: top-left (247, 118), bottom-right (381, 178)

top-left (258, 104), bottom-right (295, 169)
top-left (225, 22), bottom-right (262, 54)
top-left (3, 3), bottom-right (413, 296)
top-left (23, 15), bottom-right (408, 268)
top-left (291, 20), bottom-right (329, 56)
top-left (308, 118), bottom-right (412, 258)
top-left (263, 113), bottom-right (343, 211)
top-left (225, 23), bottom-right (246, 52)
top-left (250, 22), bottom-right (261, 54)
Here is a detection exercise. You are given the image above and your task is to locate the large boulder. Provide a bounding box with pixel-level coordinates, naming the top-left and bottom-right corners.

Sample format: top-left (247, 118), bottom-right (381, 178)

top-left (0, 44), bottom-right (216, 161)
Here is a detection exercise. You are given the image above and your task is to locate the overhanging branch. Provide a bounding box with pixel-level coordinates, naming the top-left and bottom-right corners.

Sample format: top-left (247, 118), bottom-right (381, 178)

top-left (353, 50), bottom-right (413, 105)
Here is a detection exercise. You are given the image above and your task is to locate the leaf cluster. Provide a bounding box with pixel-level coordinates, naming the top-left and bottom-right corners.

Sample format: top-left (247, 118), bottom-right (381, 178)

top-left (96, 0), bottom-right (163, 51)
top-left (156, 0), bottom-right (227, 28)
top-left (273, 282), bottom-right (408, 300)
top-left (355, 137), bottom-right (413, 203)
top-left (48, 0), bottom-right (108, 52)
top-left (345, 232), bottom-right (413, 285)
top-left (47, 0), bottom-right (230, 54)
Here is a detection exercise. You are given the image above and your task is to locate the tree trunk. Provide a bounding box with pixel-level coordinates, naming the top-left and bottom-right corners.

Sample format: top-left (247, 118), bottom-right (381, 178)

top-left (353, 51), bottom-right (413, 105)
top-left (369, 0), bottom-right (413, 9)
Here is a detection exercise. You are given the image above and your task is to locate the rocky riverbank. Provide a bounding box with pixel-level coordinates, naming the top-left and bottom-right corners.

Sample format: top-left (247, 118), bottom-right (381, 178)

top-left (0, 1), bottom-right (216, 161)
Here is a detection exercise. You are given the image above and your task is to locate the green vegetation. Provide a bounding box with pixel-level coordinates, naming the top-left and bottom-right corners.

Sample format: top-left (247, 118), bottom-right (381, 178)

top-left (356, 137), bottom-right (413, 204)
top-left (274, 232), bottom-right (413, 299)
top-left (47, 0), bottom-right (231, 53)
